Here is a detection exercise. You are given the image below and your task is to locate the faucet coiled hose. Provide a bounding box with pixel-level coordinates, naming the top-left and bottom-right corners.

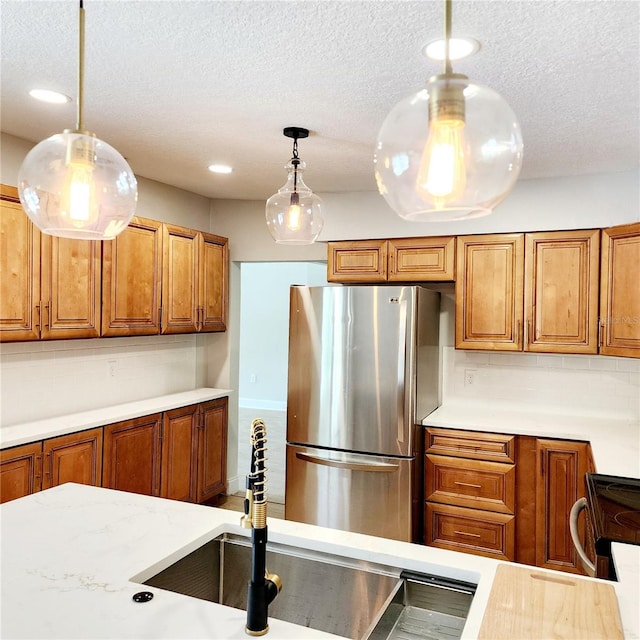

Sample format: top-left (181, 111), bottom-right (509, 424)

top-left (250, 419), bottom-right (268, 529)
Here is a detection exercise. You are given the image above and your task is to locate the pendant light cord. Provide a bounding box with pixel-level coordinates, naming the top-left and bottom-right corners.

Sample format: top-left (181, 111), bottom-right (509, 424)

top-left (443, 0), bottom-right (452, 75)
top-left (291, 136), bottom-right (299, 193)
top-left (77, 0), bottom-right (85, 132)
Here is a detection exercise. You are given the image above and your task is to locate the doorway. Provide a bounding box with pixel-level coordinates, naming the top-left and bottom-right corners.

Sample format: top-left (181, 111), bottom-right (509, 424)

top-left (237, 261), bottom-right (328, 504)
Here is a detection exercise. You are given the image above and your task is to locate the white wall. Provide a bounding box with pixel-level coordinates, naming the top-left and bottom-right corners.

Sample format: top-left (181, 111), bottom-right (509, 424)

top-left (208, 170), bottom-right (639, 251)
top-left (0, 335), bottom-right (197, 426)
top-left (238, 262), bottom-right (328, 410)
top-left (442, 347), bottom-right (640, 421)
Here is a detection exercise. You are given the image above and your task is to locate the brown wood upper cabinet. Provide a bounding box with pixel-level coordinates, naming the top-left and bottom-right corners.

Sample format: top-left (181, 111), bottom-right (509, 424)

top-left (327, 237), bottom-right (455, 283)
top-left (162, 225), bottom-right (228, 333)
top-left (456, 230), bottom-right (601, 354)
top-left (456, 233), bottom-right (525, 351)
top-left (1, 186), bottom-right (101, 342)
top-left (599, 222), bottom-right (640, 357)
top-left (524, 229), bottom-right (600, 354)
top-left (102, 216), bottom-right (163, 336)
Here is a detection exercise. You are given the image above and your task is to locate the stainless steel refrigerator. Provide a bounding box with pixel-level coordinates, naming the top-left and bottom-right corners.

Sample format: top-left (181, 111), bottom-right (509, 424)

top-left (284, 285), bottom-right (440, 543)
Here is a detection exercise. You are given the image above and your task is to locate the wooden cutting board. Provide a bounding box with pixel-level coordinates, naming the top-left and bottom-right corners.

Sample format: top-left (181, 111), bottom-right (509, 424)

top-left (478, 564), bottom-right (623, 639)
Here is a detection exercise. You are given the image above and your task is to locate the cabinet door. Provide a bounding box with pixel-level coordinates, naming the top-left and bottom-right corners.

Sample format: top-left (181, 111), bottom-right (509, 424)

top-left (161, 224), bottom-right (199, 334)
top-left (102, 217), bottom-right (162, 336)
top-left (41, 428), bottom-right (102, 490)
top-left (600, 222), bottom-right (640, 357)
top-left (455, 234), bottom-right (524, 350)
top-left (326, 240), bottom-right (388, 282)
top-left (199, 232), bottom-right (228, 332)
top-left (524, 230), bottom-right (600, 354)
top-left (0, 187), bottom-right (41, 342)
top-left (40, 235), bottom-right (101, 340)
top-left (388, 236), bottom-right (455, 281)
top-left (102, 414), bottom-right (162, 496)
top-left (535, 439), bottom-right (590, 573)
top-left (160, 405), bottom-right (198, 502)
top-left (196, 398), bottom-right (228, 503)
top-left (0, 442), bottom-right (42, 503)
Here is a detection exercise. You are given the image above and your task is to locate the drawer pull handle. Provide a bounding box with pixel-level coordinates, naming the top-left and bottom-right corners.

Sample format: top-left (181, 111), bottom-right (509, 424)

top-left (454, 530), bottom-right (482, 538)
top-left (454, 481), bottom-right (482, 489)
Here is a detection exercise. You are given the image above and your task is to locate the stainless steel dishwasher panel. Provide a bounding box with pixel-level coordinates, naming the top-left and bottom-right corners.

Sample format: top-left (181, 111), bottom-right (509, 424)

top-left (285, 444), bottom-right (414, 542)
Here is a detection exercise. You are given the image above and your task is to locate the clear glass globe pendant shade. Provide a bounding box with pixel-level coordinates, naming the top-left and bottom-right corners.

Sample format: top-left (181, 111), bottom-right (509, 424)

top-left (375, 74), bottom-right (523, 221)
top-left (18, 131), bottom-right (138, 240)
top-left (265, 161), bottom-right (324, 245)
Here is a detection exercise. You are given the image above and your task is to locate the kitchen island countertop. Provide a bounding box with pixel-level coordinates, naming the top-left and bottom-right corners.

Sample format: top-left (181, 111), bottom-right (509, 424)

top-left (0, 388), bottom-right (232, 450)
top-left (1, 483), bottom-right (636, 639)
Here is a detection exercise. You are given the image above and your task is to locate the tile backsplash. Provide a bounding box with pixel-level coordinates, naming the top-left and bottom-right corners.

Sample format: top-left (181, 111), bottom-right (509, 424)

top-left (442, 347), bottom-right (640, 420)
top-left (0, 336), bottom-right (198, 427)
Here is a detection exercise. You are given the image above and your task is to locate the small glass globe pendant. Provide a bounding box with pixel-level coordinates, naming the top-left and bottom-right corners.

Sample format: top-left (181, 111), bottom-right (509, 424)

top-left (375, 73), bottom-right (523, 221)
top-left (19, 130), bottom-right (138, 240)
top-left (265, 127), bottom-right (324, 245)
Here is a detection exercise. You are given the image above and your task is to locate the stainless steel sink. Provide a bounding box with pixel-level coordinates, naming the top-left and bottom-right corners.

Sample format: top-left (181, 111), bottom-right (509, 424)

top-left (138, 533), bottom-right (475, 640)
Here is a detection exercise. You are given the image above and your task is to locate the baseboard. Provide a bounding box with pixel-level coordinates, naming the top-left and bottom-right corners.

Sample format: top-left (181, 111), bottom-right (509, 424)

top-left (226, 474), bottom-right (241, 496)
top-left (238, 398), bottom-right (286, 411)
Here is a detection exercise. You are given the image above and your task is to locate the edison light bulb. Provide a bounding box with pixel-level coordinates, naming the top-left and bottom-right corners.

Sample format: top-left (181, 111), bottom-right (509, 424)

top-left (63, 162), bottom-right (96, 223)
top-left (287, 193), bottom-right (302, 231)
top-left (416, 116), bottom-right (466, 205)
top-left (61, 135), bottom-right (98, 225)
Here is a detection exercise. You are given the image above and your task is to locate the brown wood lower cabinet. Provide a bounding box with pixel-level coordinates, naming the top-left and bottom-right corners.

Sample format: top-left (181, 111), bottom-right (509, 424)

top-left (99, 398), bottom-right (228, 504)
top-left (424, 426), bottom-right (593, 575)
top-left (161, 405), bottom-right (199, 502)
top-left (1, 398), bottom-right (229, 506)
top-left (424, 428), bottom-right (516, 561)
top-left (0, 429), bottom-right (103, 504)
top-left (0, 442), bottom-right (42, 503)
top-left (515, 436), bottom-right (592, 574)
top-left (42, 428), bottom-right (102, 490)
top-left (102, 414), bottom-right (163, 497)
top-left (197, 398), bottom-right (228, 503)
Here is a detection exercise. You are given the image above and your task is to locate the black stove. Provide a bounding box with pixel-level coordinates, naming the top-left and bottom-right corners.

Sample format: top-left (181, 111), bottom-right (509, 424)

top-left (584, 473), bottom-right (640, 579)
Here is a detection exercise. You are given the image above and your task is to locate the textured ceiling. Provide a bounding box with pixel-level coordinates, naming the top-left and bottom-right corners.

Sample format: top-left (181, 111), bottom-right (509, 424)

top-left (1, 0), bottom-right (639, 201)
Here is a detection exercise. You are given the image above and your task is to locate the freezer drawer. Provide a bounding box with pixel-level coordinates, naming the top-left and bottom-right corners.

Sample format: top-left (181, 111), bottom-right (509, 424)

top-left (285, 444), bottom-right (415, 542)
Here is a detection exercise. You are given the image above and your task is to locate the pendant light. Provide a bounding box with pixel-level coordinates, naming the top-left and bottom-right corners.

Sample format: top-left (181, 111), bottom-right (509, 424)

top-left (18, 1), bottom-right (138, 240)
top-left (374, 0), bottom-right (523, 221)
top-left (265, 127), bottom-right (324, 245)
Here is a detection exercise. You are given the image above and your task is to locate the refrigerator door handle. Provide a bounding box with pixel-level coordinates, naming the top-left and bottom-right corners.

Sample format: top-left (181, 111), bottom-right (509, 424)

top-left (397, 296), bottom-right (408, 445)
top-left (295, 452), bottom-right (399, 473)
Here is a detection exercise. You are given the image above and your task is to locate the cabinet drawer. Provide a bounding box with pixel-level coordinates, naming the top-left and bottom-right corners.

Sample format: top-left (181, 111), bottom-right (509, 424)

top-left (426, 427), bottom-right (515, 463)
top-left (387, 237), bottom-right (455, 281)
top-left (425, 503), bottom-right (515, 561)
top-left (326, 241), bottom-right (387, 282)
top-left (425, 455), bottom-right (515, 514)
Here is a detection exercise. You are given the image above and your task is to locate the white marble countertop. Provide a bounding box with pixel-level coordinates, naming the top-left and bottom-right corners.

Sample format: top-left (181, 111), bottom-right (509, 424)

top-left (1, 483), bottom-right (637, 640)
top-left (0, 388), bottom-right (232, 450)
top-left (423, 401), bottom-right (640, 478)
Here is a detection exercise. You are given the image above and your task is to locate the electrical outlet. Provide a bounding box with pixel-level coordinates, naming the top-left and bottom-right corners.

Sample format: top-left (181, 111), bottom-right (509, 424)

top-left (108, 360), bottom-right (118, 377)
top-left (464, 369), bottom-right (476, 386)
top-left (250, 374), bottom-right (257, 383)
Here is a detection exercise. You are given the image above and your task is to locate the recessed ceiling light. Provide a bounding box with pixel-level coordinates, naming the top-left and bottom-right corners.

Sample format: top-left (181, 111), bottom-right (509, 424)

top-left (29, 88), bottom-right (72, 104)
top-left (208, 164), bottom-right (233, 174)
top-left (423, 37), bottom-right (480, 61)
